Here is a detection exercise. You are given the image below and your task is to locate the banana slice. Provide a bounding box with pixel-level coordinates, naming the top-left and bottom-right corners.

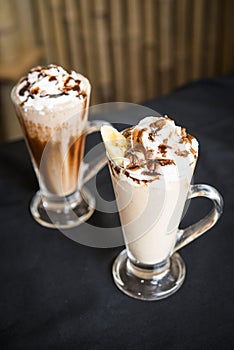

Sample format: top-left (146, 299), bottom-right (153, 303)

top-left (101, 125), bottom-right (127, 166)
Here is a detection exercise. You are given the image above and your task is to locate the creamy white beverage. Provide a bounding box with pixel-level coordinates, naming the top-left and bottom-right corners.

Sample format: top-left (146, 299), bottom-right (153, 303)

top-left (11, 64), bottom-right (90, 196)
top-left (101, 116), bottom-right (198, 265)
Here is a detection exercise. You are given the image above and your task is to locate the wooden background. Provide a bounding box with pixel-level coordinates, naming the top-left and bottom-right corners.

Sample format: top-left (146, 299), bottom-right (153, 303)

top-left (0, 0), bottom-right (234, 141)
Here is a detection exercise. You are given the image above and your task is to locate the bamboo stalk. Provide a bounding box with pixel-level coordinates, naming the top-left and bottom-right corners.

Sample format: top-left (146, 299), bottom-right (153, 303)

top-left (205, 0), bottom-right (220, 76)
top-left (110, 0), bottom-right (125, 101)
top-left (13, 0), bottom-right (36, 49)
top-left (183, 0), bottom-right (193, 83)
top-left (158, 0), bottom-right (173, 95)
top-left (191, 0), bottom-right (205, 80)
top-left (221, 0), bottom-right (234, 74)
top-left (144, 0), bottom-right (157, 99)
top-left (50, 0), bottom-right (69, 67)
top-left (93, 0), bottom-right (113, 102)
top-left (175, 0), bottom-right (189, 87)
top-left (37, 0), bottom-right (56, 63)
top-left (127, 0), bottom-right (144, 102)
top-left (0, 0), bottom-right (19, 64)
top-left (80, 0), bottom-right (99, 105)
top-left (65, 0), bottom-right (86, 73)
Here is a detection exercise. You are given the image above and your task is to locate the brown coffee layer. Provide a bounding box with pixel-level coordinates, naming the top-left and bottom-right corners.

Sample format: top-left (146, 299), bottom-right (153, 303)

top-left (17, 112), bottom-right (85, 196)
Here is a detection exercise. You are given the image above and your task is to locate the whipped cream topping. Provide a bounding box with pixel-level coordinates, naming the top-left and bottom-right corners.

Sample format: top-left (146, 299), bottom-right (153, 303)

top-left (14, 64), bottom-right (89, 110)
top-left (115, 116), bottom-right (198, 182)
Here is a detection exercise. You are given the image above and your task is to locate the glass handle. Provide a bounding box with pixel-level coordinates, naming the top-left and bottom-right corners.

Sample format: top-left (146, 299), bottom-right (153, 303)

top-left (82, 120), bottom-right (110, 184)
top-left (174, 184), bottom-right (223, 252)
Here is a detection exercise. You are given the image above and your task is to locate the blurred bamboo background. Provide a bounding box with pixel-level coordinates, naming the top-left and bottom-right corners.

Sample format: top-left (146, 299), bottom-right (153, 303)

top-left (0, 0), bottom-right (234, 141)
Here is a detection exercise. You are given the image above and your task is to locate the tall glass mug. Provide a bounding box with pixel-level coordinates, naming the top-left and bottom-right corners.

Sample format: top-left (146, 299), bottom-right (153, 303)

top-left (106, 120), bottom-right (223, 301)
top-left (11, 65), bottom-right (109, 228)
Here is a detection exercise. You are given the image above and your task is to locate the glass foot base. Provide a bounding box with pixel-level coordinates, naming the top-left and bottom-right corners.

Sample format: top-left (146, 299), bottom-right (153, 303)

top-left (30, 187), bottom-right (95, 229)
top-left (112, 250), bottom-right (186, 301)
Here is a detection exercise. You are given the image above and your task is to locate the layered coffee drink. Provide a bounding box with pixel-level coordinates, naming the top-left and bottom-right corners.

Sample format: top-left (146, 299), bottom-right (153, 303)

top-left (101, 116), bottom-right (198, 265)
top-left (11, 64), bottom-right (90, 197)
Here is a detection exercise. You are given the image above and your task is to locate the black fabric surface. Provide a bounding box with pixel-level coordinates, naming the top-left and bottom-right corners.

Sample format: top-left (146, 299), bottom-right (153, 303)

top-left (0, 75), bottom-right (234, 349)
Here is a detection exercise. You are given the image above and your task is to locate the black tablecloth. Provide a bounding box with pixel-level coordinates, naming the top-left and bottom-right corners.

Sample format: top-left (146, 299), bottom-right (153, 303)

top-left (0, 75), bottom-right (234, 349)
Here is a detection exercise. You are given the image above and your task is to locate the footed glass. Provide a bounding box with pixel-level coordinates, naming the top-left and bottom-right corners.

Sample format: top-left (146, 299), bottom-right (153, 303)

top-left (109, 149), bottom-right (223, 301)
top-left (11, 78), bottom-right (109, 229)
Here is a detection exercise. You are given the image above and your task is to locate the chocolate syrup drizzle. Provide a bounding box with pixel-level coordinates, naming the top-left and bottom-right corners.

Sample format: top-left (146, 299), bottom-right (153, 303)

top-left (119, 118), bottom-right (197, 183)
top-left (18, 65), bottom-right (87, 105)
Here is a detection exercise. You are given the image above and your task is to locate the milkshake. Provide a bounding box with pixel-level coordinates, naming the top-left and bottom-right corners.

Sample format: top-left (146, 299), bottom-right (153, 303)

top-left (101, 116), bottom-right (198, 265)
top-left (11, 64), bottom-right (90, 197)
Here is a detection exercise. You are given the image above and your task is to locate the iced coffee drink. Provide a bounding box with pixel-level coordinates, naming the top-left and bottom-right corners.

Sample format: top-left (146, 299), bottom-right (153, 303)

top-left (101, 116), bottom-right (198, 265)
top-left (11, 64), bottom-right (109, 228)
top-left (11, 64), bottom-right (90, 197)
top-left (102, 116), bottom-right (223, 301)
